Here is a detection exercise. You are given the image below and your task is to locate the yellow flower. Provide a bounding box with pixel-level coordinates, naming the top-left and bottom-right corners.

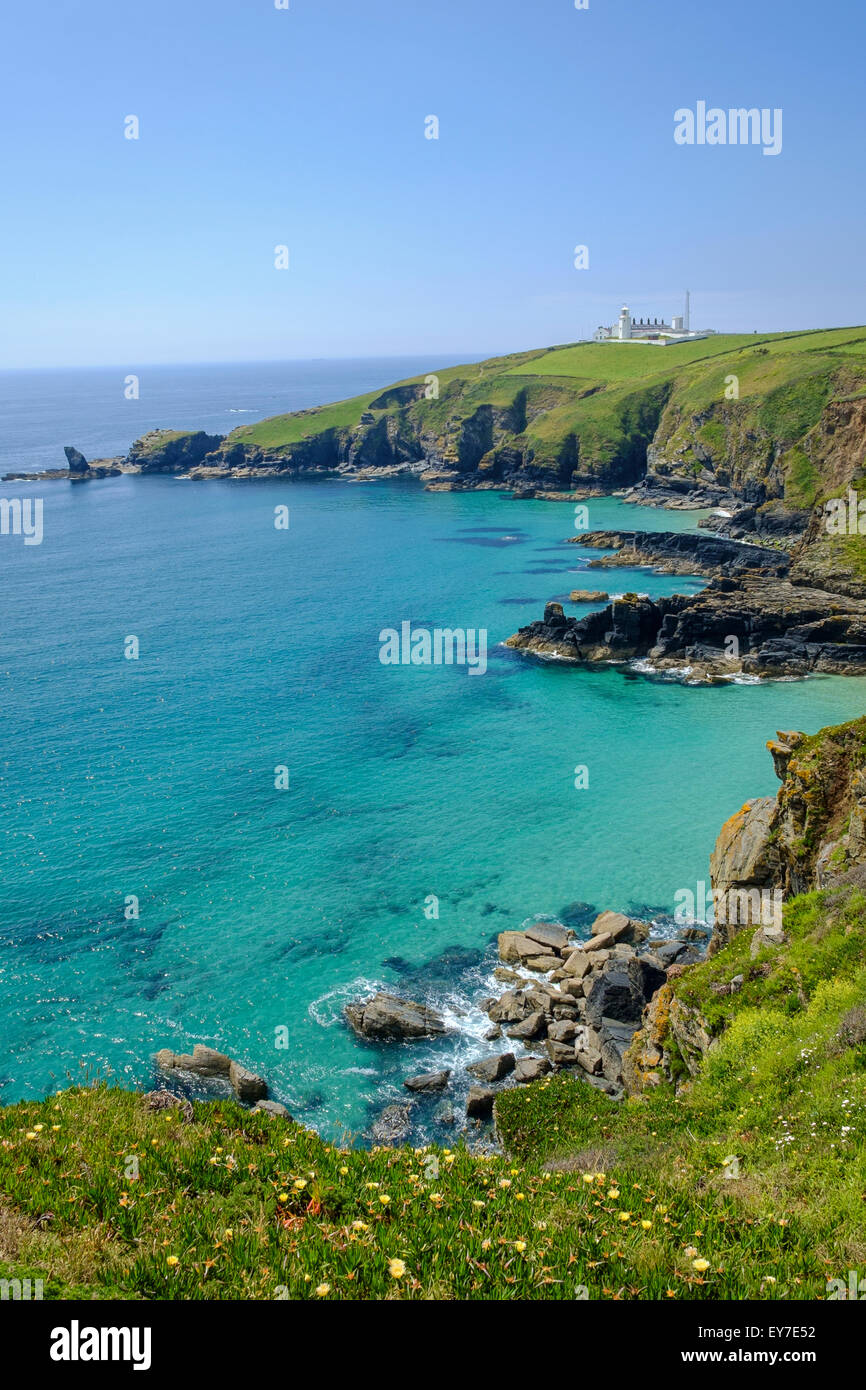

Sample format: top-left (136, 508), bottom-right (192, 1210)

top-left (515, 1193), bottom-right (525, 1201)
top-left (51, 1125), bottom-right (60, 1131)
top-left (684, 1245), bottom-right (699, 1259)
top-left (498, 1178), bottom-right (511, 1189)
top-left (641, 1220), bottom-right (652, 1230)
top-left (388, 1259), bottom-right (406, 1279)
top-left (166, 1255), bottom-right (179, 1267)
top-left (351, 1220), bottom-right (368, 1232)
top-left (293, 1178), bottom-right (308, 1190)
top-left (619, 1212), bottom-right (631, 1222)
top-left (514, 1241), bottom-right (526, 1253)
top-left (378, 1194), bottom-right (391, 1206)
top-left (315, 1283), bottom-right (331, 1297)
top-left (278, 1192), bottom-right (289, 1203)
top-left (224, 1229), bottom-right (233, 1240)
top-left (339, 1165), bottom-right (348, 1175)
top-left (481, 1239), bottom-right (491, 1250)
top-left (472, 1200), bottom-right (485, 1209)
top-left (25, 1131), bottom-right (37, 1140)
top-left (607, 1189), bottom-right (620, 1200)
top-left (582, 1174), bottom-right (594, 1184)
top-left (34, 1124), bottom-right (44, 1132)
top-left (216, 1146), bottom-right (224, 1154)
top-left (692, 1258), bottom-right (710, 1273)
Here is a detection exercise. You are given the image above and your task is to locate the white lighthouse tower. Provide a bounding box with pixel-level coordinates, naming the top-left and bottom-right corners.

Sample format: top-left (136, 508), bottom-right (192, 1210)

top-left (616, 305), bottom-right (632, 340)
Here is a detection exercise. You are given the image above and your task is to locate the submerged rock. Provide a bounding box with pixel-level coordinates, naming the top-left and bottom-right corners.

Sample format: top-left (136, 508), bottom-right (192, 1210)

top-left (370, 1103), bottom-right (414, 1145)
top-left (466, 1052), bottom-right (515, 1083)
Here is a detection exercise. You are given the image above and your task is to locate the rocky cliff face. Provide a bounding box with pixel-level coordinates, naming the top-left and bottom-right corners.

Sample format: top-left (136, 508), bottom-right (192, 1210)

top-left (624, 715), bottom-right (866, 1093)
top-left (711, 719), bottom-right (866, 912)
top-left (125, 430), bottom-right (226, 473)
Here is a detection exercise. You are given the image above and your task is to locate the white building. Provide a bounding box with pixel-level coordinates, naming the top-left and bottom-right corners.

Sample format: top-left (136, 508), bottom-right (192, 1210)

top-left (593, 292), bottom-right (713, 345)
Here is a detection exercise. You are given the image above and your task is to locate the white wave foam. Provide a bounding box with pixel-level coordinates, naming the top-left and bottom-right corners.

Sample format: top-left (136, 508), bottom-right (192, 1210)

top-left (308, 976), bottom-right (383, 1028)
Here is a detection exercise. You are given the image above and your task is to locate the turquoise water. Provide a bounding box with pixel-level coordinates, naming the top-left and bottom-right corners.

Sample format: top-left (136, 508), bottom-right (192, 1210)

top-left (3, 467), bottom-right (866, 1140)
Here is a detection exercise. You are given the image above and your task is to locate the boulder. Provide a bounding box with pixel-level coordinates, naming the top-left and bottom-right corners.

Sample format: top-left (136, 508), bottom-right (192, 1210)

top-left (344, 992), bottom-right (446, 1040)
top-left (561, 949), bottom-right (592, 979)
top-left (505, 1011), bottom-right (546, 1040)
top-left (228, 1060), bottom-right (268, 1103)
top-left (403, 1069), bottom-right (451, 1093)
top-left (523, 921), bottom-right (572, 953)
top-left (513, 1056), bottom-right (551, 1084)
top-left (590, 910), bottom-right (650, 945)
top-left (487, 990), bottom-right (530, 1024)
top-left (524, 954), bottom-right (559, 972)
top-left (548, 1020), bottom-right (578, 1043)
top-left (493, 966), bottom-right (524, 985)
top-left (569, 589), bottom-right (609, 603)
top-left (497, 931), bottom-right (531, 963)
top-left (546, 1040), bottom-right (577, 1067)
top-left (599, 1018), bottom-right (638, 1085)
top-left (498, 932), bottom-right (558, 967)
top-left (252, 1100), bottom-right (292, 1119)
top-left (466, 1086), bottom-right (497, 1119)
top-left (584, 931), bottom-right (613, 953)
top-left (574, 1025), bottom-right (604, 1076)
top-left (584, 957), bottom-right (666, 1030)
top-left (156, 1044), bottom-right (231, 1078)
top-left (156, 1044), bottom-right (268, 1103)
top-left (466, 1053), bottom-right (515, 1083)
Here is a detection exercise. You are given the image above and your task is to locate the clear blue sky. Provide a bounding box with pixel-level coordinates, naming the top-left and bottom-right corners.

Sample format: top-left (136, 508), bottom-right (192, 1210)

top-left (2, 0), bottom-right (863, 367)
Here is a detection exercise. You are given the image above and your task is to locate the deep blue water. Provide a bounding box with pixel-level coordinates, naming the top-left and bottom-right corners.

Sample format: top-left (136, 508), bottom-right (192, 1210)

top-left (2, 362), bottom-right (865, 1142)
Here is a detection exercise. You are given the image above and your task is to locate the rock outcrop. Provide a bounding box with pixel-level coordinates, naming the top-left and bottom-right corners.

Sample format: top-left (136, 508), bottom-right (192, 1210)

top-left (709, 719), bottom-right (866, 924)
top-left (155, 1044), bottom-right (268, 1103)
top-left (507, 578), bottom-right (866, 680)
top-left (571, 529), bottom-right (789, 579)
top-left (625, 714), bottom-right (866, 1093)
top-left (344, 991), bottom-right (447, 1041)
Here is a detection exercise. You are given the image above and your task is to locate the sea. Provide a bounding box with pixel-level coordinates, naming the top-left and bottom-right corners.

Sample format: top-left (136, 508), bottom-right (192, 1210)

top-left (2, 357), bottom-right (865, 1142)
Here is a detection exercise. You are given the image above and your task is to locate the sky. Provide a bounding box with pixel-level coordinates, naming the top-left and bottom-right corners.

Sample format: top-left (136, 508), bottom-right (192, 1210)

top-left (1, 0), bottom-right (864, 367)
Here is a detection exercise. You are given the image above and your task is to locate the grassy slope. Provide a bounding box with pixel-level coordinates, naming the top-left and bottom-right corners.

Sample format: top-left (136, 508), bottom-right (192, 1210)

top-left (220, 329), bottom-right (866, 501)
top-left (1, 877), bottom-right (864, 1301)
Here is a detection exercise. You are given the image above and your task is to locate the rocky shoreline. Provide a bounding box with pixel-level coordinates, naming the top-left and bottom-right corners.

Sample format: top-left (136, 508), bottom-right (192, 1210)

top-left (506, 518), bottom-right (866, 680)
top-left (142, 718), bottom-right (866, 1148)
